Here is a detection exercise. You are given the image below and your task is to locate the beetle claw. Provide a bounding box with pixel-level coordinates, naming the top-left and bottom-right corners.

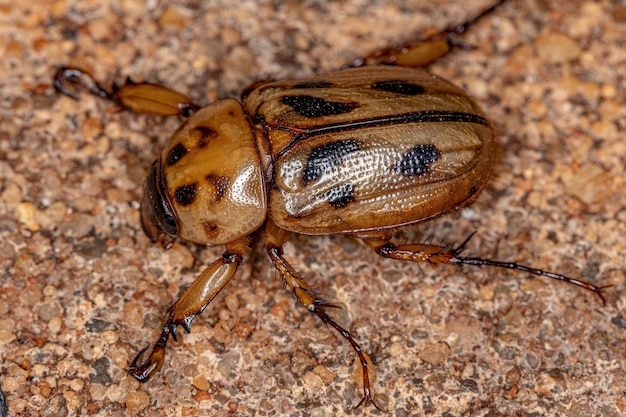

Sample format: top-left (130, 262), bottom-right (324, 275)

top-left (352, 387), bottom-right (383, 411)
top-left (129, 326), bottom-right (171, 382)
top-left (129, 343), bottom-right (165, 382)
top-left (182, 319), bottom-right (192, 334)
top-left (169, 323), bottom-right (178, 342)
top-left (53, 67), bottom-right (112, 101)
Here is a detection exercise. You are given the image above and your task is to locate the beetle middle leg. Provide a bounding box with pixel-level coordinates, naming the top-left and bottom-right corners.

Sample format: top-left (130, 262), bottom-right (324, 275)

top-left (361, 233), bottom-right (608, 304)
top-left (264, 221), bottom-right (381, 410)
top-left (129, 238), bottom-right (247, 381)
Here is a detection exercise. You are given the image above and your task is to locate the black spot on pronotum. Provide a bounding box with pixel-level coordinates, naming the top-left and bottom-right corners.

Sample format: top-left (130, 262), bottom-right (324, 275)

top-left (303, 140), bottom-right (361, 183)
top-left (394, 144), bottom-right (441, 177)
top-left (326, 183), bottom-right (355, 208)
top-left (174, 183), bottom-right (198, 206)
top-left (292, 80), bottom-right (335, 89)
top-left (281, 95), bottom-right (359, 118)
top-left (372, 80), bottom-right (426, 95)
top-left (193, 126), bottom-right (218, 148)
top-left (166, 143), bottom-right (188, 166)
top-left (203, 221), bottom-right (219, 238)
top-left (206, 174), bottom-right (230, 202)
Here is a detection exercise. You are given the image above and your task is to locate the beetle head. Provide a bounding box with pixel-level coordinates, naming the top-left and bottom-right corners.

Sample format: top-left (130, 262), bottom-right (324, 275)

top-left (141, 160), bottom-right (178, 242)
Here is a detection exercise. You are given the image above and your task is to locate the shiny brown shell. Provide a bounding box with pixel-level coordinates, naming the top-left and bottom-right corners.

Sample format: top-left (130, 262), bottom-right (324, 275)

top-left (156, 66), bottom-right (494, 242)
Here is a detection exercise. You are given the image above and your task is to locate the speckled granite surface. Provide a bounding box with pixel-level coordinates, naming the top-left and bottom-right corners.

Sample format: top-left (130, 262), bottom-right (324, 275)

top-left (1, 0), bottom-right (625, 415)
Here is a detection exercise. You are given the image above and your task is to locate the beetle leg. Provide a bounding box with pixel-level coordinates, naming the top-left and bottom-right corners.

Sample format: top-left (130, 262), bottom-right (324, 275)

top-left (362, 236), bottom-right (608, 304)
top-left (354, 0), bottom-right (506, 67)
top-left (54, 67), bottom-right (200, 117)
top-left (264, 221), bottom-right (381, 410)
top-left (129, 239), bottom-right (247, 382)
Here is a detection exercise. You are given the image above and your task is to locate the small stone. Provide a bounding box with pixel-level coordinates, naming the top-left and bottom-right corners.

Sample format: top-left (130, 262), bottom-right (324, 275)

top-left (232, 322), bottom-right (251, 339)
top-left (1, 183), bottom-right (22, 206)
top-left (16, 202), bottom-right (39, 231)
top-left (302, 371), bottom-right (323, 391)
top-left (418, 341), bottom-right (450, 365)
top-left (192, 375), bottom-right (211, 391)
top-left (564, 163), bottom-right (615, 205)
top-left (312, 365), bottom-right (335, 384)
top-left (2, 376), bottom-right (20, 393)
top-left (505, 366), bottom-right (521, 387)
top-left (121, 303), bottom-right (144, 328)
top-left (534, 32), bottom-right (581, 63)
top-left (48, 317), bottom-right (62, 334)
top-left (63, 390), bottom-right (84, 412)
top-left (125, 390), bottom-right (150, 416)
top-left (194, 391), bottom-right (212, 402)
top-left (159, 7), bottom-right (189, 29)
top-left (38, 302), bottom-right (61, 322)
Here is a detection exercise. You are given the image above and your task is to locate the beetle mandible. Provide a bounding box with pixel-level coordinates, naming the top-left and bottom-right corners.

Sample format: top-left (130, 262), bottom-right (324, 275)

top-left (54, 0), bottom-right (607, 409)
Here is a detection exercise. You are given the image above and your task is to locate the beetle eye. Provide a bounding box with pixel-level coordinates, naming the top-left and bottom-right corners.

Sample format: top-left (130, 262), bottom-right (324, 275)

top-left (141, 161), bottom-right (178, 241)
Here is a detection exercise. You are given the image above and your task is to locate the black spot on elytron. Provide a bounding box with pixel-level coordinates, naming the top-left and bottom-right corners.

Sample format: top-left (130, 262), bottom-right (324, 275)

top-left (281, 95), bottom-right (359, 118)
top-left (303, 140), bottom-right (361, 183)
top-left (292, 81), bottom-right (335, 89)
top-left (469, 186), bottom-right (477, 197)
top-left (174, 183), bottom-right (198, 206)
top-left (166, 143), bottom-right (188, 166)
top-left (193, 126), bottom-right (218, 148)
top-left (372, 80), bottom-right (426, 96)
top-left (206, 174), bottom-right (230, 202)
top-left (325, 183), bottom-right (355, 208)
top-left (394, 144), bottom-right (441, 177)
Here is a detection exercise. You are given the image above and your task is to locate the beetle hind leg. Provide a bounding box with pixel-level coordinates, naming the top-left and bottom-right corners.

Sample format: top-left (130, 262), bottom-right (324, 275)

top-left (362, 234), bottom-right (608, 304)
top-left (265, 222), bottom-right (381, 410)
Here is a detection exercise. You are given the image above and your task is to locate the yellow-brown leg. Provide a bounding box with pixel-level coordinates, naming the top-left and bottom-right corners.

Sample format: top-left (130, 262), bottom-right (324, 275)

top-left (54, 67), bottom-right (200, 116)
top-left (129, 239), bottom-right (247, 381)
top-left (355, 0), bottom-right (506, 67)
top-left (264, 221), bottom-right (380, 410)
top-left (362, 233), bottom-right (608, 304)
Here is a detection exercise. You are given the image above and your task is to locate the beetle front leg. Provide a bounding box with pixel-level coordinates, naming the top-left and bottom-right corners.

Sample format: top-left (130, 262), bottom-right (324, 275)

top-left (264, 222), bottom-right (381, 410)
top-left (54, 67), bottom-right (200, 117)
top-left (129, 240), bottom-right (247, 382)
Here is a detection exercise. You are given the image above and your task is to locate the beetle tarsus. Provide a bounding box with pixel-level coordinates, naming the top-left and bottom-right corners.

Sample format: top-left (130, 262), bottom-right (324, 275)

top-left (54, 67), bottom-right (112, 100)
top-left (452, 255), bottom-right (609, 305)
top-left (353, 386), bottom-right (382, 411)
top-left (129, 326), bottom-right (170, 382)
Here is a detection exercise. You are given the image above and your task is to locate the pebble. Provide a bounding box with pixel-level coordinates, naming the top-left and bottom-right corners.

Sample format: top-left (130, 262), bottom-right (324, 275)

top-left (192, 375), bottom-right (211, 391)
top-left (16, 202), bottom-right (39, 231)
top-left (534, 32), bottom-right (582, 63)
top-left (419, 342), bottom-right (451, 365)
top-left (125, 391), bottom-right (150, 416)
top-left (0, 330), bottom-right (16, 346)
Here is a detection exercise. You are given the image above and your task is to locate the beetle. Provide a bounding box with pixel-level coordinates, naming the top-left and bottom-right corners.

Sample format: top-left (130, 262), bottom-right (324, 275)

top-left (53, 1), bottom-right (607, 409)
